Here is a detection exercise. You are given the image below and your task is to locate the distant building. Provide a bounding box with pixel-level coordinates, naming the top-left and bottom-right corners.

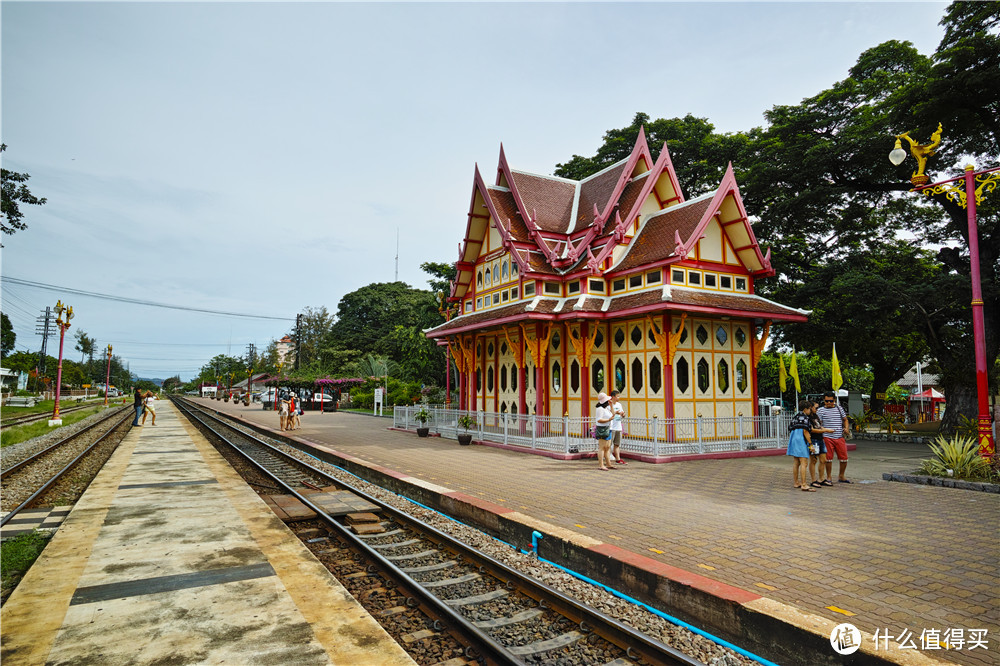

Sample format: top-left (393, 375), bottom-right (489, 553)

top-left (426, 130), bottom-right (807, 430)
top-left (276, 335), bottom-right (295, 367)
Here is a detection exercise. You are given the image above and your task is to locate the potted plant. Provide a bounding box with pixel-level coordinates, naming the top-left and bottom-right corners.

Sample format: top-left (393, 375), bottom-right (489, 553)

top-left (457, 414), bottom-right (476, 445)
top-left (414, 408), bottom-right (431, 437)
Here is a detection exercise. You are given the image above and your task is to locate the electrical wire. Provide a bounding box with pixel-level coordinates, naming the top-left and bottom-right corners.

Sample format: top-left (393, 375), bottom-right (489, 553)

top-left (2, 276), bottom-right (295, 321)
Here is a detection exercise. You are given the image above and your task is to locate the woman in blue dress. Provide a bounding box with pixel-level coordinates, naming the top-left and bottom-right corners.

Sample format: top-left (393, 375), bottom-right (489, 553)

top-left (787, 400), bottom-right (815, 491)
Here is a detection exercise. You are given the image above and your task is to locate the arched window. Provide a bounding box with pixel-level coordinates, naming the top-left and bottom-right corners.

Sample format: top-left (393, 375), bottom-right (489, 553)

top-left (484, 268), bottom-right (491, 286)
top-left (476, 368), bottom-right (482, 392)
top-left (487, 367), bottom-right (494, 392)
top-left (477, 271), bottom-right (483, 289)
top-left (570, 360), bottom-right (580, 393)
top-left (502, 260), bottom-right (509, 282)
top-left (511, 263), bottom-right (518, 279)
top-left (631, 358), bottom-right (643, 393)
top-left (500, 364), bottom-right (508, 391)
top-left (511, 368), bottom-right (518, 391)
top-left (736, 359), bottom-right (748, 392)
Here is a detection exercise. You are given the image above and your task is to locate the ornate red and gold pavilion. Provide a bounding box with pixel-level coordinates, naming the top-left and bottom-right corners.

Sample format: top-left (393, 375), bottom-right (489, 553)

top-left (426, 130), bottom-right (807, 429)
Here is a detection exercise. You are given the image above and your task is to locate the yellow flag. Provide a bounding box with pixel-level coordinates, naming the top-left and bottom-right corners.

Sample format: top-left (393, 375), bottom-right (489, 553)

top-left (779, 353), bottom-right (787, 392)
top-left (789, 349), bottom-right (801, 393)
top-left (831, 343), bottom-right (843, 391)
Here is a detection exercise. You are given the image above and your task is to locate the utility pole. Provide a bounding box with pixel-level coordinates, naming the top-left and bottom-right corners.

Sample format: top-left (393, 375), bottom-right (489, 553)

top-left (294, 314), bottom-right (302, 371)
top-left (35, 306), bottom-right (54, 376)
top-left (395, 227), bottom-right (399, 282)
top-left (246, 342), bottom-right (256, 395)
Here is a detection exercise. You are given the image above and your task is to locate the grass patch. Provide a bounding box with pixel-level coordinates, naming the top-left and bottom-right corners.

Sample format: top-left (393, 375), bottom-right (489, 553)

top-left (1, 406), bottom-right (106, 449)
top-left (1, 530), bottom-right (51, 601)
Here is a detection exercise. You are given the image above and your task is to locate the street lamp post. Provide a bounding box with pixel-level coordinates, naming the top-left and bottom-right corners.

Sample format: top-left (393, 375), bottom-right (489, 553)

top-left (890, 126), bottom-right (999, 456)
top-left (104, 344), bottom-right (113, 407)
top-left (49, 301), bottom-right (74, 426)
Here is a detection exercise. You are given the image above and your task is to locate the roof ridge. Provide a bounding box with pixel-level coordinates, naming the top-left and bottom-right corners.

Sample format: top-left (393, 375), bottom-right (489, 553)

top-left (578, 156), bottom-right (631, 183)
top-left (510, 168), bottom-right (579, 186)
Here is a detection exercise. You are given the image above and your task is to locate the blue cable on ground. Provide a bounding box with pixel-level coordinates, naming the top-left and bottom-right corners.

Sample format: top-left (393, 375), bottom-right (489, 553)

top-left (303, 453), bottom-right (778, 666)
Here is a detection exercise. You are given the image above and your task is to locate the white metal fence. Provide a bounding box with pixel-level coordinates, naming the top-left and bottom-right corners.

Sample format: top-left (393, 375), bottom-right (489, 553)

top-left (395, 405), bottom-right (793, 457)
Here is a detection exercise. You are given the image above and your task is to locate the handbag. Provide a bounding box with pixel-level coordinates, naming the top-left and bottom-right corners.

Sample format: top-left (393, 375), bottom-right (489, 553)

top-left (594, 425), bottom-right (611, 439)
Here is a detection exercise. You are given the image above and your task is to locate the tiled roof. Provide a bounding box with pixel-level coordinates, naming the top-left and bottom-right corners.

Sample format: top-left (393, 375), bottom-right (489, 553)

top-left (487, 187), bottom-right (529, 241)
top-left (509, 170), bottom-right (576, 233)
top-left (427, 287), bottom-right (806, 338)
top-left (577, 163), bottom-right (627, 234)
top-left (614, 195), bottom-right (713, 272)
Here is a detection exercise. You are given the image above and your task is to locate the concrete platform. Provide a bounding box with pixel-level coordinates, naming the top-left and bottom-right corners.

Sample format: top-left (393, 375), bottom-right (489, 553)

top-left (0, 400), bottom-right (415, 666)
top-left (208, 398), bottom-right (998, 666)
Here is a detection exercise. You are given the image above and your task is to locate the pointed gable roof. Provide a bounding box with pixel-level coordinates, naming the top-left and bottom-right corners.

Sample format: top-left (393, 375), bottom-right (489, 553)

top-left (611, 164), bottom-right (774, 276)
top-left (448, 131), bottom-right (767, 302)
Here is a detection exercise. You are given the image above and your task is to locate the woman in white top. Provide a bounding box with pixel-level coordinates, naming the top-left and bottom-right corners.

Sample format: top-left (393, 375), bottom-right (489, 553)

top-left (609, 390), bottom-right (627, 464)
top-left (141, 391), bottom-right (157, 426)
top-left (594, 392), bottom-right (615, 471)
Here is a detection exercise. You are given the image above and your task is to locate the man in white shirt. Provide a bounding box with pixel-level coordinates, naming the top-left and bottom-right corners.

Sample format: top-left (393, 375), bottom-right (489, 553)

top-left (816, 391), bottom-right (852, 483)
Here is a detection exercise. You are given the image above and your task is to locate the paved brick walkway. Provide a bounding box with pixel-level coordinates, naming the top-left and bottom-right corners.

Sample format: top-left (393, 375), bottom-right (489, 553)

top-left (212, 400), bottom-right (998, 665)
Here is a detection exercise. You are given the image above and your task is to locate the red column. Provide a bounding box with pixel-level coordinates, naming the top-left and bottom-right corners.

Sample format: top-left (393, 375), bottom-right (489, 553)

top-left (963, 167), bottom-right (995, 456)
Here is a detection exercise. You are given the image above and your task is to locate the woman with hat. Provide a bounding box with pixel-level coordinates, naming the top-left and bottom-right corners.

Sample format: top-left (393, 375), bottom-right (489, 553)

top-left (594, 392), bottom-right (615, 471)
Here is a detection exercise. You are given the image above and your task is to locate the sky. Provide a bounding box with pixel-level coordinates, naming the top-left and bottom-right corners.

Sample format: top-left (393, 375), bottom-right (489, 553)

top-left (1, 1), bottom-right (949, 381)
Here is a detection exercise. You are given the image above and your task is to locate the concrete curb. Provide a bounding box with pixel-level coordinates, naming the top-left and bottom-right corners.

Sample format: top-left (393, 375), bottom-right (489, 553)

top-left (882, 471), bottom-right (1000, 493)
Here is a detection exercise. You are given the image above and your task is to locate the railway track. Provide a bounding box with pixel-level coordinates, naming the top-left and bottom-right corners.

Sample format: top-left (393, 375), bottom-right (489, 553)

top-left (1, 402), bottom-right (100, 430)
top-left (0, 406), bottom-right (133, 523)
top-left (175, 396), bottom-right (709, 666)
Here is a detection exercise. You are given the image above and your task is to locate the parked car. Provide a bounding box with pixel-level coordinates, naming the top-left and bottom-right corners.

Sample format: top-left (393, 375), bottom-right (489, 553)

top-left (312, 392), bottom-right (336, 403)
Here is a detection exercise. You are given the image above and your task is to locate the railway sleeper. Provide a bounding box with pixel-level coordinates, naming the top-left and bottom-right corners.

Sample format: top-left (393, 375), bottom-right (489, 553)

top-left (505, 630), bottom-right (585, 657)
top-left (419, 573), bottom-right (480, 589)
top-left (471, 608), bottom-right (544, 629)
top-left (384, 549), bottom-right (438, 562)
top-left (442, 589), bottom-right (508, 607)
top-left (400, 560), bottom-right (458, 574)
top-left (368, 538), bottom-right (421, 550)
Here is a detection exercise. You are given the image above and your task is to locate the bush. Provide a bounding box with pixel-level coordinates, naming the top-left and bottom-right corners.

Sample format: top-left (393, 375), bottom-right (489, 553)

top-left (918, 434), bottom-right (991, 480)
top-left (458, 414), bottom-right (476, 431)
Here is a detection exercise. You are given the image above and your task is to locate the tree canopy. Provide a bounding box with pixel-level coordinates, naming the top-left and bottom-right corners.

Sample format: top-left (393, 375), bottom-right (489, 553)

top-left (1, 312), bottom-right (14, 358)
top-left (1, 144), bottom-right (47, 242)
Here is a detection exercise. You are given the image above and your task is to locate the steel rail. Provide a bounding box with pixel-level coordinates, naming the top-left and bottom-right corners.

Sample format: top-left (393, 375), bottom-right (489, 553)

top-left (176, 397), bottom-right (705, 666)
top-left (173, 397), bottom-right (520, 665)
top-left (1, 406), bottom-right (130, 478)
top-left (2, 403), bottom-right (101, 429)
top-left (0, 408), bottom-right (133, 528)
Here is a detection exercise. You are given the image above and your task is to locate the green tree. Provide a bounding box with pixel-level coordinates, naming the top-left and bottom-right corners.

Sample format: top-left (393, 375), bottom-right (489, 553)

top-left (1, 144), bottom-right (47, 242)
top-left (197, 354), bottom-right (246, 386)
top-left (74, 329), bottom-right (96, 366)
top-left (420, 261), bottom-right (457, 297)
top-left (294, 306), bottom-right (334, 371)
top-left (1, 312), bottom-right (14, 358)
top-left (554, 112), bottom-right (749, 198)
top-left (557, 4), bottom-right (998, 432)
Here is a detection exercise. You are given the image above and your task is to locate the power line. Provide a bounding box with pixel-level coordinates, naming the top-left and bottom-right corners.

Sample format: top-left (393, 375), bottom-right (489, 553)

top-left (2, 276), bottom-right (295, 321)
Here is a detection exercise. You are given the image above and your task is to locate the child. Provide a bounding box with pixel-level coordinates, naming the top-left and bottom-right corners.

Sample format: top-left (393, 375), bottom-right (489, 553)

top-left (787, 400), bottom-right (815, 491)
top-left (808, 401), bottom-right (833, 487)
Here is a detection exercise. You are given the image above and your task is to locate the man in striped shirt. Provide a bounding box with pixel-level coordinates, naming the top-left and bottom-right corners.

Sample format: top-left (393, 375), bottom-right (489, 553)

top-left (817, 391), bottom-right (852, 483)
